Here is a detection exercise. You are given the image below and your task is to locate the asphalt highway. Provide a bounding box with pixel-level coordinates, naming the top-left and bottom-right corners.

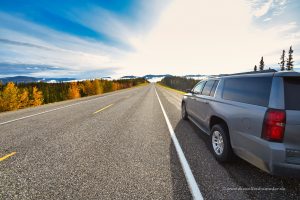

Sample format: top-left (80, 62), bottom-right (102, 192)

top-left (0, 84), bottom-right (299, 200)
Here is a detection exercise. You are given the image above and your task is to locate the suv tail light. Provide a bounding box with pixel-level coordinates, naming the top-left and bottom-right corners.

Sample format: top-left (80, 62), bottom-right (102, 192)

top-left (262, 109), bottom-right (286, 142)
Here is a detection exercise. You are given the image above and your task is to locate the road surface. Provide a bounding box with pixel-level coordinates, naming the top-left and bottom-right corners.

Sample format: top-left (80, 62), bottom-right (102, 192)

top-left (0, 84), bottom-right (299, 199)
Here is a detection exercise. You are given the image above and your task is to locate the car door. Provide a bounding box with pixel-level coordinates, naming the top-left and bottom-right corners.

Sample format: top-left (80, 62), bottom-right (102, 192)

top-left (193, 80), bottom-right (217, 132)
top-left (186, 81), bottom-right (206, 119)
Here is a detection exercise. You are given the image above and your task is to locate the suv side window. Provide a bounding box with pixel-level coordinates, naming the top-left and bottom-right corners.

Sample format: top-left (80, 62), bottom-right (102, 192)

top-left (210, 80), bottom-right (219, 97)
top-left (223, 77), bottom-right (272, 107)
top-left (193, 81), bottom-right (206, 94)
top-left (201, 80), bottom-right (215, 96)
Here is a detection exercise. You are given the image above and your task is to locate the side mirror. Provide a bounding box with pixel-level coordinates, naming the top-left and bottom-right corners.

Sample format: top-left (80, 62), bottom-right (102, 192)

top-left (186, 89), bottom-right (192, 93)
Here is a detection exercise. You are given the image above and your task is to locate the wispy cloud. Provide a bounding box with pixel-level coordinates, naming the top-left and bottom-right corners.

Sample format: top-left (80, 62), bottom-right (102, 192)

top-left (273, 0), bottom-right (288, 15)
top-left (0, 63), bottom-right (65, 77)
top-left (116, 0), bottom-right (300, 75)
top-left (252, 0), bottom-right (274, 17)
top-left (0, 38), bottom-right (54, 51)
top-left (0, 12), bottom-right (125, 76)
top-left (0, 1), bottom-right (168, 78)
top-left (0, 0), bottom-right (299, 77)
top-left (263, 17), bottom-right (272, 21)
top-left (249, 0), bottom-right (289, 18)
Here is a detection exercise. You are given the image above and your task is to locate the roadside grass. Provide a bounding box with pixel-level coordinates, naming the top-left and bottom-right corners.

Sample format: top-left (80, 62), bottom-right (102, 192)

top-left (134, 82), bottom-right (149, 87)
top-left (156, 83), bottom-right (186, 95)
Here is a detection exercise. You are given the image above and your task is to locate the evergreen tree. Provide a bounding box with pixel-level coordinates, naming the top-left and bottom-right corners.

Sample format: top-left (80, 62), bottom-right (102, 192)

top-left (160, 76), bottom-right (198, 92)
top-left (254, 65), bottom-right (257, 71)
top-left (259, 57), bottom-right (265, 71)
top-left (279, 50), bottom-right (285, 71)
top-left (286, 46), bottom-right (294, 70)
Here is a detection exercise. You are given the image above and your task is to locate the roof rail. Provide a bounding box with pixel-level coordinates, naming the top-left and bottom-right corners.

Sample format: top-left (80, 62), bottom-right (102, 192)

top-left (219, 69), bottom-right (277, 77)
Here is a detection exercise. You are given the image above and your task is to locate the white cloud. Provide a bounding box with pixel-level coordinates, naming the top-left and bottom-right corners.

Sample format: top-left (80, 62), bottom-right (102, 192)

top-left (114, 0), bottom-right (298, 76)
top-left (263, 17), bottom-right (272, 21)
top-left (250, 0), bottom-right (288, 17)
top-left (1, 0), bottom-right (299, 78)
top-left (252, 0), bottom-right (273, 17)
top-left (273, 0), bottom-right (288, 15)
top-left (0, 12), bottom-right (123, 76)
top-left (66, 6), bottom-right (133, 45)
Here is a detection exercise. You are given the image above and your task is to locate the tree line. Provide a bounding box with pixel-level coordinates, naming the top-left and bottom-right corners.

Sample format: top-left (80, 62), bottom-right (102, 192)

top-left (0, 78), bottom-right (147, 112)
top-left (254, 46), bottom-right (294, 71)
top-left (159, 76), bottom-right (199, 92)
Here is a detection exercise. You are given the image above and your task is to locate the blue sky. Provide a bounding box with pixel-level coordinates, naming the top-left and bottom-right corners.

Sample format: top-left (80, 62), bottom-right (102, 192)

top-left (0, 0), bottom-right (299, 78)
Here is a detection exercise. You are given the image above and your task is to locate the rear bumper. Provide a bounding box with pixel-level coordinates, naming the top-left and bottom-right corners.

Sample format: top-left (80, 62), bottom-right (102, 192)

top-left (271, 162), bottom-right (300, 178)
top-left (266, 145), bottom-right (300, 178)
top-left (233, 133), bottom-right (300, 178)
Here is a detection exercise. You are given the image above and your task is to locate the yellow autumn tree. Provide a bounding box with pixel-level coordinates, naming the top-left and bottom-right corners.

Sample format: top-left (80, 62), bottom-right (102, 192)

top-left (112, 82), bottom-right (120, 91)
top-left (0, 82), bottom-right (19, 111)
top-left (18, 88), bottom-right (30, 108)
top-left (30, 86), bottom-right (43, 106)
top-left (92, 79), bottom-right (103, 95)
top-left (83, 80), bottom-right (94, 96)
top-left (0, 91), bottom-right (3, 111)
top-left (68, 82), bottom-right (81, 99)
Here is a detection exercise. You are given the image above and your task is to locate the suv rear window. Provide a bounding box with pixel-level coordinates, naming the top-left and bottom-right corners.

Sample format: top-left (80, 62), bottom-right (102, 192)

top-left (284, 77), bottom-right (300, 110)
top-left (223, 77), bottom-right (272, 107)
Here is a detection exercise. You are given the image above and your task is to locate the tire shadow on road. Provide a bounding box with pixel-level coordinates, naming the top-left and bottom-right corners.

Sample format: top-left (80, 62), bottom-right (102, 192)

top-left (173, 119), bottom-right (300, 200)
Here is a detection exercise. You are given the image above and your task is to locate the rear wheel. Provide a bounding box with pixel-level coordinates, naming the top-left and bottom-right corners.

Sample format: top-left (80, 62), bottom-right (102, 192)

top-left (210, 124), bottom-right (234, 162)
top-left (181, 102), bottom-right (188, 120)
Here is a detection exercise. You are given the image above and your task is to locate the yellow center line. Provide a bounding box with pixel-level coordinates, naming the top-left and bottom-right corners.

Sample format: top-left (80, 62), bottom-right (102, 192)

top-left (0, 152), bottom-right (16, 162)
top-left (93, 104), bottom-right (114, 114)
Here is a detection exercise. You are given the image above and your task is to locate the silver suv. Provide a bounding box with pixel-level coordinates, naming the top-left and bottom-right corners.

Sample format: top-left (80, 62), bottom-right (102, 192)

top-left (181, 71), bottom-right (300, 177)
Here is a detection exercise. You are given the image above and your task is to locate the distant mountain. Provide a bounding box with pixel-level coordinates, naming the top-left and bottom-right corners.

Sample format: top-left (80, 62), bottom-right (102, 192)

top-left (183, 74), bottom-right (204, 77)
top-left (0, 76), bottom-right (39, 83)
top-left (43, 77), bottom-right (77, 83)
top-left (183, 75), bottom-right (206, 80)
top-left (0, 74), bottom-right (214, 84)
top-left (120, 75), bottom-right (139, 79)
top-left (0, 76), bottom-right (76, 84)
top-left (142, 74), bottom-right (172, 79)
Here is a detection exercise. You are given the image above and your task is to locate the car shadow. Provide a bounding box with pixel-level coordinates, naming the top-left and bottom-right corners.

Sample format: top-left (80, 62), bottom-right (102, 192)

top-left (170, 119), bottom-right (300, 200)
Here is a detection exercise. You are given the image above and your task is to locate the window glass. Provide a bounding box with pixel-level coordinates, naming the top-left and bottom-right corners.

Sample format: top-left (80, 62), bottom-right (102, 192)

top-left (284, 78), bottom-right (300, 110)
top-left (210, 80), bottom-right (219, 97)
top-left (201, 80), bottom-right (215, 96)
top-left (193, 81), bottom-right (206, 94)
top-left (223, 77), bottom-right (272, 106)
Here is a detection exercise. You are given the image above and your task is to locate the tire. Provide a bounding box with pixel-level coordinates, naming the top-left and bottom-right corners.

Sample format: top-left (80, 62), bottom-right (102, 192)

top-left (181, 102), bottom-right (188, 120)
top-left (210, 124), bottom-right (234, 162)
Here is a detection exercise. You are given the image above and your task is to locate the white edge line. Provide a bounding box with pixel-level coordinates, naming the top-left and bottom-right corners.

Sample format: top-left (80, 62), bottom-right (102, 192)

top-left (0, 87), bottom-right (139, 126)
top-left (155, 87), bottom-right (204, 200)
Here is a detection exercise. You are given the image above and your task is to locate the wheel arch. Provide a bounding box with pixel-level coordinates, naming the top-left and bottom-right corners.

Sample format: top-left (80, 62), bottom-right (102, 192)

top-left (209, 115), bottom-right (229, 133)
